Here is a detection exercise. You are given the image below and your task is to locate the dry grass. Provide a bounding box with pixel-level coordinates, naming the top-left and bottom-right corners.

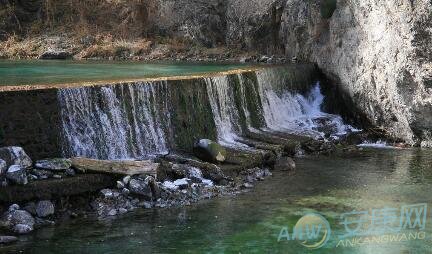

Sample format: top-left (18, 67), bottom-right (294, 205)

top-left (77, 37), bottom-right (153, 59)
top-left (0, 36), bottom-right (41, 59)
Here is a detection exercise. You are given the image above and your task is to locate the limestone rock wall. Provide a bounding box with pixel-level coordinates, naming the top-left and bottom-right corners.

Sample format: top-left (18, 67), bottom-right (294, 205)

top-left (224, 0), bottom-right (432, 145)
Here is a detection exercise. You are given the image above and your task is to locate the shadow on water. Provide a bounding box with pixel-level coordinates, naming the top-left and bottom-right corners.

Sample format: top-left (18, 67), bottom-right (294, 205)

top-left (3, 148), bottom-right (432, 254)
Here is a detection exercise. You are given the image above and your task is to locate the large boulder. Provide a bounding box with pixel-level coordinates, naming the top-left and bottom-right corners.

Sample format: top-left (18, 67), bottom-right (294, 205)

top-left (0, 147), bottom-right (32, 168)
top-left (35, 200), bottom-right (55, 218)
top-left (193, 139), bottom-right (227, 163)
top-left (5, 165), bottom-right (28, 185)
top-left (128, 178), bottom-right (153, 201)
top-left (1, 208), bottom-right (35, 234)
top-left (35, 158), bottom-right (72, 171)
top-left (38, 50), bottom-right (72, 60)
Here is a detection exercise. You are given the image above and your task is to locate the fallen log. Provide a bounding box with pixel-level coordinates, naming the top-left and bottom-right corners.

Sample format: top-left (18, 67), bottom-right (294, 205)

top-left (162, 154), bottom-right (229, 183)
top-left (244, 131), bottom-right (302, 156)
top-left (71, 157), bottom-right (158, 177)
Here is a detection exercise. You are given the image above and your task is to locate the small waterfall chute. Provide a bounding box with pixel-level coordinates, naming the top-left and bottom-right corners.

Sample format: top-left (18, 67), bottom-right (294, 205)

top-left (58, 81), bottom-right (170, 160)
top-left (204, 76), bottom-right (246, 147)
top-left (256, 71), bottom-right (358, 139)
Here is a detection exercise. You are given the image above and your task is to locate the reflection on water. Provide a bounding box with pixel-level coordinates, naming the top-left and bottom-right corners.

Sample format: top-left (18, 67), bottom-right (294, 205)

top-left (2, 148), bottom-right (432, 254)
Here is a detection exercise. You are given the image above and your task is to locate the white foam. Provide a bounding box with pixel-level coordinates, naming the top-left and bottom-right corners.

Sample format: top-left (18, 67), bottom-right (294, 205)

top-left (357, 140), bottom-right (399, 149)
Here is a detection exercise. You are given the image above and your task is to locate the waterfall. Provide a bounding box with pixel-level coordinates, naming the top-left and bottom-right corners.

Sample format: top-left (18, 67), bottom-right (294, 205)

top-left (204, 76), bottom-right (245, 146)
top-left (57, 66), bottom-right (356, 160)
top-left (58, 82), bottom-right (170, 159)
top-left (256, 71), bottom-right (358, 138)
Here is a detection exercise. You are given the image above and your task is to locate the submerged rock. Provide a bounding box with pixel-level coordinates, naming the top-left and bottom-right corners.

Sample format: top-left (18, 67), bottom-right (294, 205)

top-left (274, 157), bottom-right (296, 171)
top-left (0, 147), bottom-right (32, 168)
top-left (193, 139), bottom-right (227, 163)
top-left (35, 158), bottom-right (72, 171)
top-left (0, 236), bottom-right (18, 244)
top-left (35, 200), bottom-right (55, 218)
top-left (6, 165), bottom-right (28, 185)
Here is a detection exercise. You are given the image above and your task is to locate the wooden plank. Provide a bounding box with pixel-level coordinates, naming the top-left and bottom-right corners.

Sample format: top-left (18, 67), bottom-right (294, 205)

top-left (71, 157), bottom-right (158, 177)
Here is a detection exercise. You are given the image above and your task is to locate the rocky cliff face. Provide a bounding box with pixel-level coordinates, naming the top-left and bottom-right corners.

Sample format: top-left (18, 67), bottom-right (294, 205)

top-left (223, 0), bottom-right (432, 145)
top-left (152, 0), bottom-right (432, 145)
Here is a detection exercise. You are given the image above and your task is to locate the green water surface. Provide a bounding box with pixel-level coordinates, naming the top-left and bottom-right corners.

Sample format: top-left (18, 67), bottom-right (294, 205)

top-left (2, 148), bottom-right (432, 254)
top-left (0, 60), bottom-right (252, 86)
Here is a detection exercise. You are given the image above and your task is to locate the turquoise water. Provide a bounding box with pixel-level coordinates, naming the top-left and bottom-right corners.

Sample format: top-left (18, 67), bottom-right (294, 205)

top-left (0, 60), bottom-right (252, 86)
top-left (2, 148), bottom-right (432, 253)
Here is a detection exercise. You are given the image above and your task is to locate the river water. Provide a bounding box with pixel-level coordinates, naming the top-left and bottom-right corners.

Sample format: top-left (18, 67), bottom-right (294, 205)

top-left (4, 148), bottom-right (432, 254)
top-left (0, 60), bottom-right (251, 86)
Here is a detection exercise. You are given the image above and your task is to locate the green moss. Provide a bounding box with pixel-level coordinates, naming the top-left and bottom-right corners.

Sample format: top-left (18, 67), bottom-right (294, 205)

top-left (170, 79), bottom-right (217, 152)
top-left (242, 73), bottom-right (266, 129)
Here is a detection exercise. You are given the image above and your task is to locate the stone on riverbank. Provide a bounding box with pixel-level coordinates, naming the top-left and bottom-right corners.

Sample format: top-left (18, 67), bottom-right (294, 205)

top-left (35, 158), bottom-right (72, 171)
top-left (193, 139), bottom-right (227, 163)
top-left (6, 165), bottom-right (28, 185)
top-left (129, 178), bottom-right (153, 200)
top-left (274, 157), bottom-right (296, 171)
top-left (35, 200), bottom-right (55, 218)
top-left (1, 208), bottom-right (35, 234)
top-left (39, 50), bottom-right (72, 60)
top-left (31, 169), bottom-right (54, 179)
top-left (0, 147), bottom-right (32, 168)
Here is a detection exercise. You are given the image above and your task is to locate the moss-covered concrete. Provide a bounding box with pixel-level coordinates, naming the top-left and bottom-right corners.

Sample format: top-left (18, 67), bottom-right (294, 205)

top-left (0, 89), bottom-right (63, 159)
top-left (0, 65), bottom-right (319, 159)
top-left (169, 78), bottom-right (218, 152)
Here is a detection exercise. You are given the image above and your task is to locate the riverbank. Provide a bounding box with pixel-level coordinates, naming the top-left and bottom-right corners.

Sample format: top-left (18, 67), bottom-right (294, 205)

top-left (0, 125), bottom-right (405, 241)
top-left (1, 147), bottom-right (429, 253)
top-left (0, 34), bottom-right (286, 64)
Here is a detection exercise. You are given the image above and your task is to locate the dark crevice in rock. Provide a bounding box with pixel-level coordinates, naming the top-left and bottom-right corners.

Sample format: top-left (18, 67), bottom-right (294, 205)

top-left (318, 68), bottom-right (373, 130)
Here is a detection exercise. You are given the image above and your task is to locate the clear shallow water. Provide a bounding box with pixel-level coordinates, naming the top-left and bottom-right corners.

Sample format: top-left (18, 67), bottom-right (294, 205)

top-left (3, 148), bottom-right (432, 254)
top-left (0, 60), bottom-right (251, 86)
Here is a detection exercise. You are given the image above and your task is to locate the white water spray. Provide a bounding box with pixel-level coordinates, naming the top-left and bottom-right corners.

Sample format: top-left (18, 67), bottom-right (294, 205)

top-left (58, 82), bottom-right (170, 159)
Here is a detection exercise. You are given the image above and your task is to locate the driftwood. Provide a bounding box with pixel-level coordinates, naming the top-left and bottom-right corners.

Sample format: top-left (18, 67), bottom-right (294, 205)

top-left (71, 157), bottom-right (158, 177)
top-left (244, 131), bottom-right (302, 156)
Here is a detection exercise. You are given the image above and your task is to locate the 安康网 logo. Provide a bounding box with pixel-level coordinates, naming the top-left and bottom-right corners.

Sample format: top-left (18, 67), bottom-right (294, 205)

top-left (277, 212), bottom-right (331, 249)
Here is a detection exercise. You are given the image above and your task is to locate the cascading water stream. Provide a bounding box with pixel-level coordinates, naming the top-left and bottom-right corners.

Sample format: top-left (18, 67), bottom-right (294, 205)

top-left (58, 81), bottom-right (170, 160)
top-left (204, 76), bottom-right (245, 147)
top-left (57, 67), bottom-right (357, 160)
top-left (255, 71), bottom-right (358, 139)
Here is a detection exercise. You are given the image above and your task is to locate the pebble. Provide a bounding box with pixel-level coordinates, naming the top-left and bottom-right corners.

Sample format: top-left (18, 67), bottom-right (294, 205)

top-left (117, 181), bottom-right (125, 189)
top-left (243, 183), bottom-right (254, 188)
